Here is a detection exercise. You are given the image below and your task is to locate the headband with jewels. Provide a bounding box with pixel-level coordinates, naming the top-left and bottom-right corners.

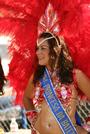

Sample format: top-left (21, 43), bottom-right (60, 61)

top-left (37, 3), bottom-right (71, 59)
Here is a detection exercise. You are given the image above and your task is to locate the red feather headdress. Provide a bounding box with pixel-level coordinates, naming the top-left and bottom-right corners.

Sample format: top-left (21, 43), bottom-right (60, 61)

top-left (0, 0), bottom-right (89, 105)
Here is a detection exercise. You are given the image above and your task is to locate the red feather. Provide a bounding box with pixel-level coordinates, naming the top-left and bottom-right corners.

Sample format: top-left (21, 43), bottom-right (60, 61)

top-left (0, 0), bottom-right (90, 105)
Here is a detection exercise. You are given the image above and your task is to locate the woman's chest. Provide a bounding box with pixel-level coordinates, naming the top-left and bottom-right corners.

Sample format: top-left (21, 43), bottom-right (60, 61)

top-left (33, 80), bottom-right (78, 110)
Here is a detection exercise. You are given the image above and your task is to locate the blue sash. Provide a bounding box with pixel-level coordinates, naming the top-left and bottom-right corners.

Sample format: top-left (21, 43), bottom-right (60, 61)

top-left (40, 68), bottom-right (77, 134)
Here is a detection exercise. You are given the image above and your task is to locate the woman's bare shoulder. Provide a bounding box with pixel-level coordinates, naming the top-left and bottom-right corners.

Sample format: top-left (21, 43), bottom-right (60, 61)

top-left (74, 68), bottom-right (90, 84)
top-left (74, 69), bottom-right (90, 99)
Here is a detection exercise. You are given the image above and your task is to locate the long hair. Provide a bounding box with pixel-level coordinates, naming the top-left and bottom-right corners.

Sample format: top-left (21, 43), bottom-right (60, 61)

top-left (33, 32), bottom-right (74, 84)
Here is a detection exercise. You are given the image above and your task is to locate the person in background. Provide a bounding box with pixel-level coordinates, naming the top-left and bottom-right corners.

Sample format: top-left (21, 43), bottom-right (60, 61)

top-left (0, 57), bottom-right (6, 95)
top-left (23, 32), bottom-right (90, 134)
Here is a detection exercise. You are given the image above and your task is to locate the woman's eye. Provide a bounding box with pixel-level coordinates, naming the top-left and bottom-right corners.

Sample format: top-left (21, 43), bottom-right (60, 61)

top-left (41, 47), bottom-right (46, 50)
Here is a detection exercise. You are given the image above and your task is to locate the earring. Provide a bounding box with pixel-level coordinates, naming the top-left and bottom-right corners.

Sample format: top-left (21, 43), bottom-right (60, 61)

top-left (50, 56), bottom-right (55, 60)
top-left (54, 46), bottom-right (61, 56)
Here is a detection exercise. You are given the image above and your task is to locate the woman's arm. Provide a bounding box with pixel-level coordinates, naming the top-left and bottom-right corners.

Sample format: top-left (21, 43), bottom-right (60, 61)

top-left (23, 74), bottom-right (35, 110)
top-left (75, 69), bottom-right (90, 99)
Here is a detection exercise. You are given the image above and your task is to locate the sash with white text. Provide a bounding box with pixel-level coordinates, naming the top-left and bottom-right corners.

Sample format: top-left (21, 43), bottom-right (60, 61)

top-left (40, 68), bottom-right (77, 134)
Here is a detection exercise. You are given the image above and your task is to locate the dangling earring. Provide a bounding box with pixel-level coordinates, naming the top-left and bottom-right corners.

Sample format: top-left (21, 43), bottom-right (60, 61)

top-left (50, 56), bottom-right (55, 60)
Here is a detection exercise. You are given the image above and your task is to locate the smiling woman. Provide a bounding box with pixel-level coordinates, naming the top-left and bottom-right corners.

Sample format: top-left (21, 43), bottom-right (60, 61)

top-left (0, 1), bottom-right (89, 134)
top-left (36, 39), bottom-right (50, 66)
top-left (22, 2), bottom-right (90, 134)
top-left (23, 32), bottom-right (90, 134)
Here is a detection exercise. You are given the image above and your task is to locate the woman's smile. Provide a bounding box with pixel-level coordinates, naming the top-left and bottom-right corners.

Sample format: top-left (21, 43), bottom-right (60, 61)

top-left (36, 38), bottom-right (50, 66)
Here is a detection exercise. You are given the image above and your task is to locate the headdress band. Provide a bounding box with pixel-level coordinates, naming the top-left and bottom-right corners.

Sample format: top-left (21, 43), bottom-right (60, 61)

top-left (37, 36), bottom-right (54, 47)
top-left (37, 32), bottom-right (60, 49)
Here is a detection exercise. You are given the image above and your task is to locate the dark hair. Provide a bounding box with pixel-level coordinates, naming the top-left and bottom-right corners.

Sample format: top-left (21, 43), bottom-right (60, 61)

top-left (33, 32), bottom-right (74, 84)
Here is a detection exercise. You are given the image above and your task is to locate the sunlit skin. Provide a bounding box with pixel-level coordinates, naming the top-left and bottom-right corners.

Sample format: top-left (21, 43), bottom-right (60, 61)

top-left (36, 38), bottom-right (50, 68)
top-left (23, 37), bottom-right (90, 134)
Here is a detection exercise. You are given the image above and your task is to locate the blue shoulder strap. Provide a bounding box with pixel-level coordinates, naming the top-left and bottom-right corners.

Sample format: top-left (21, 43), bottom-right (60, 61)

top-left (40, 68), bottom-right (77, 134)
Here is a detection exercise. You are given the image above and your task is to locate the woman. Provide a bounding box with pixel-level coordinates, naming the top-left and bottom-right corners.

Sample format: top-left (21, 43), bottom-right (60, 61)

top-left (23, 32), bottom-right (90, 134)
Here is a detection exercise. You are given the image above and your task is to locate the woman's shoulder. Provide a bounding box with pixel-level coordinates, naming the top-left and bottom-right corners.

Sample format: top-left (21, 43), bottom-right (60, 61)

top-left (73, 68), bottom-right (83, 77)
top-left (73, 68), bottom-right (90, 85)
top-left (73, 68), bottom-right (90, 99)
top-left (73, 68), bottom-right (85, 76)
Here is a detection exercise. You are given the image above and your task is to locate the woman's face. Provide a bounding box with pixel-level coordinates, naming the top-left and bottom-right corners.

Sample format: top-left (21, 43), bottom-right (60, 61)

top-left (36, 38), bottom-right (50, 67)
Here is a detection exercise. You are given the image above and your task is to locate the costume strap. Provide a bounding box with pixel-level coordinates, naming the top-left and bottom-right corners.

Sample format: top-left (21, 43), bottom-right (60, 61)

top-left (40, 68), bottom-right (77, 134)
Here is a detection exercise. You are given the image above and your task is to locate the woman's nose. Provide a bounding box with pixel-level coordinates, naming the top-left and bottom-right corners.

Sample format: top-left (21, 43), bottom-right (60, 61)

top-left (36, 49), bottom-right (42, 55)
